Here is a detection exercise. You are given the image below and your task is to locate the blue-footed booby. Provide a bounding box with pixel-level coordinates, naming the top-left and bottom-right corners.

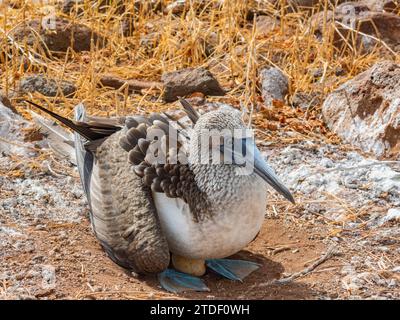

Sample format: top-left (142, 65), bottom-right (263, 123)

top-left (26, 99), bottom-right (294, 293)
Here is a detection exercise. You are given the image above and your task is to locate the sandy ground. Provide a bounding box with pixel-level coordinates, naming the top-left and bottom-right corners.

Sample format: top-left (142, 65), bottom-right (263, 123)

top-left (0, 105), bottom-right (399, 300)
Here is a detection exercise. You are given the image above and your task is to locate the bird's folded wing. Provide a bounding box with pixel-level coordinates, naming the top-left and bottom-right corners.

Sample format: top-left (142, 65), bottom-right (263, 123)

top-left (74, 105), bottom-right (170, 274)
top-left (118, 111), bottom-right (210, 222)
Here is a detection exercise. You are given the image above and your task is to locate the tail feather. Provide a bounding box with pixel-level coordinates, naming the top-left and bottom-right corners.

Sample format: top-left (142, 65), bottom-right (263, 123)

top-left (30, 110), bottom-right (76, 164)
top-left (24, 100), bottom-right (120, 141)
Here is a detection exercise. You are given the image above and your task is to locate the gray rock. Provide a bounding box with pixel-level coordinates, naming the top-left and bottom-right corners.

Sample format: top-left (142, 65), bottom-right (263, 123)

top-left (60, 0), bottom-right (84, 14)
top-left (291, 91), bottom-right (321, 110)
top-left (392, 266), bottom-right (400, 273)
top-left (364, 0), bottom-right (400, 12)
top-left (259, 67), bottom-right (289, 106)
top-left (161, 67), bottom-right (225, 102)
top-left (20, 75), bottom-right (76, 97)
top-left (378, 208), bottom-right (400, 226)
top-left (322, 61), bottom-right (400, 159)
top-left (267, 0), bottom-right (349, 12)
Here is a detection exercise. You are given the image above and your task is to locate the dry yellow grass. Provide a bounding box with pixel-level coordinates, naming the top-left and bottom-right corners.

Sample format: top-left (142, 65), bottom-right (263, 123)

top-left (0, 0), bottom-right (399, 133)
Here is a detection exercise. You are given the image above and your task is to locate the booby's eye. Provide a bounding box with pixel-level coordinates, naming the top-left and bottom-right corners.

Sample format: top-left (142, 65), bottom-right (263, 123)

top-left (219, 137), bottom-right (250, 166)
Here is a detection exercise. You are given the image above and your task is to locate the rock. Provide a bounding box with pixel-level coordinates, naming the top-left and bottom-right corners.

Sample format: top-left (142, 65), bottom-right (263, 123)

top-left (290, 91), bottom-right (321, 110)
top-left (163, 0), bottom-right (212, 15)
top-left (0, 94), bottom-right (18, 114)
top-left (11, 17), bottom-right (107, 54)
top-left (378, 208), bottom-right (400, 226)
top-left (164, 0), bottom-right (187, 15)
top-left (140, 32), bottom-right (161, 53)
top-left (161, 67), bottom-right (225, 102)
top-left (322, 61), bottom-right (400, 159)
top-left (364, 0), bottom-right (400, 13)
top-left (60, 0), bottom-right (84, 14)
top-left (120, 14), bottom-right (135, 37)
top-left (61, 0), bottom-right (126, 14)
top-left (267, 0), bottom-right (348, 11)
top-left (7, 0), bottom-right (23, 9)
top-left (20, 75), bottom-right (76, 97)
top-left (134, 0), bottom-right (162, 13)
top-left (259, 67), bottom-right (289, 106)
top-left (202, 32), bottom-right (219, 57)
top-left (393, 266), bottom-right (400, 273)
top-left (255, 15), bottom-right (279, 37)
top-left (311, 3), bottom-right (400, 52)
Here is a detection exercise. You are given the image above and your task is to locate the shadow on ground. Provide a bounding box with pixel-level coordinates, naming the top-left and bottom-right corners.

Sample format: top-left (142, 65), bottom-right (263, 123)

top-left (139, 250), bottom-right (317, 300)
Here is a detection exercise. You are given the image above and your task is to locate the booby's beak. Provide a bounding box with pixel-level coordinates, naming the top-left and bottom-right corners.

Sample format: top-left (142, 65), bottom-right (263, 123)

top-left (252, 145), bottom-right (295, 204)
top-left (227, 138), bottom-right (295, 204)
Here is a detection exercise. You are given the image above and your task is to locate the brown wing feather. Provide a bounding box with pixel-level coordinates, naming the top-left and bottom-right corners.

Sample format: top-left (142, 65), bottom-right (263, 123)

top-left (119, 113), bottom-right (209, 221)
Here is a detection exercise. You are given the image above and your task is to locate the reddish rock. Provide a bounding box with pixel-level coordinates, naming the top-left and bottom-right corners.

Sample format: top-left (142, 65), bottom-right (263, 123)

top-left (60, 0), bottom-right (126, 14)
top-left (0, 94), bottom-right (18, 114)
top-left (311, 2), bottom-right (400, 52)
top-left (11, 17), bottom-right (107, 54)
top-left (322, 61), bottom-right (400, 159)
top-left (255, 15), bottom-right (279, 37)
top-left (161, 67), bottom-right (225, 102)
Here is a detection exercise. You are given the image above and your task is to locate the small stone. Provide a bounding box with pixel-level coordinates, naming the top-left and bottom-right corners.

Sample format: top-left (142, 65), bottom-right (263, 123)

top-left (32, 255), bottom-right (45, 262)
top-left (392, 266), bottom-right (400, 273)
top-left (388, 279), bottom-right (397, 288)
top-left (120, 14), bottom-right (135, 37)
top-left (365, 0), bottom-right (400, 13)
top-left (35, 224), bottom-right (47, 231)
top-left (20, 75), bottom-right (76, 97)
top-left (163, 0), bottom-right (187, 15)
top-left (255, 15), bottom-right (279, 37)
top-left (0, 94), bottom-right (18, 114)
top-left (60, 0), bottom-right (84, 14)
top-left (161, 67), bottom-right (225, 102)
top-left (259, 67), bottom-right (289, 106)
top-left (15, 272), bottom-right (25, 281)
top-left (291, 91), bottom-right (321, 110)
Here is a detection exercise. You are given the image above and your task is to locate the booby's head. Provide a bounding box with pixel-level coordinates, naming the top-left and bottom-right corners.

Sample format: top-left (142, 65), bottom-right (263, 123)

top-left (187, 105), bottom-right (295, 204)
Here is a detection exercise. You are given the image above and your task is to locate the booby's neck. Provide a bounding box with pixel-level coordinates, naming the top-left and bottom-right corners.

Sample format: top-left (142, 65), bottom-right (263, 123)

top-left (189, 163), bottom-right (267, 219)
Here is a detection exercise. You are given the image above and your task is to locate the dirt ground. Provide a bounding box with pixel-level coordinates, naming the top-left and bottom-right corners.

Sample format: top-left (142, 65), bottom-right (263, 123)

top-left (1, 0), bottom-right (400, 301)
top-left (1, 208), bottom-right (335, 300)
top-left (1, 108), bottom-right (399, 300)
top-left (1, 133), bottom-right (398, 300)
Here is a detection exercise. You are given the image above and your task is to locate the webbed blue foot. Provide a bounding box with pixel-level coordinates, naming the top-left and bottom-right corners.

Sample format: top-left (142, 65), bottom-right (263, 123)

top-left (158, 269), bottom-right (210, 293)
top-left (205, 259), bottom-right (260, 281)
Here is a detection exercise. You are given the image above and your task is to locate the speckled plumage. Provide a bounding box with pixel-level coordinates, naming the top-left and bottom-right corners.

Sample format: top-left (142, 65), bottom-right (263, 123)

top-left (86, 131), bottom-right (170, 273)
top-left (73, 107), bottom-right (170, 274)
top-left (27, 100), bottom-right (280, 275)
top-left (153, 107), bottom-right (268, 259)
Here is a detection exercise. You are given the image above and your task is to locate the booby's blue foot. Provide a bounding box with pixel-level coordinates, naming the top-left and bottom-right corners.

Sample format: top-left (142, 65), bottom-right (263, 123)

top-left (206, 259), bottom-right (260, 281)
top-left (158, 269), bottom-right (210, 293)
